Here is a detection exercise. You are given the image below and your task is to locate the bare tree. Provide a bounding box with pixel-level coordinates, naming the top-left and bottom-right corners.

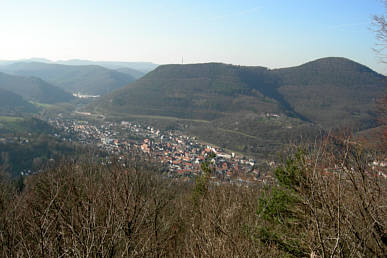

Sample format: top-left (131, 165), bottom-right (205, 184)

top-left (373, 1), bottom-right (387, 154)
top-left (373, 0), bottom-right (387, 63)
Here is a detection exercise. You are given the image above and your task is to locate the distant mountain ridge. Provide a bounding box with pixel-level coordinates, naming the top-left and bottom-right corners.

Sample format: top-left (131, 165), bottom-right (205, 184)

top-left (56, 59), bottom-right (158, 73)
top-left (0, 62), bottom-right (137, 95)
top-left (0, 58), bottom-right (158, 73)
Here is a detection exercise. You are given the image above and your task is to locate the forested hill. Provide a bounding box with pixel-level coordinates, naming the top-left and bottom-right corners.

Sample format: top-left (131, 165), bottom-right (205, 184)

top-left (0, 72), bottom-right (73, 104)
top-left (273, 57), bottom-right (385, 127)
top-left (95, 63), bottom-right (276, 120)
top-left (93, 57), bottom-right (385, 128)
top-left (274, 57), bottom-right (384, 86)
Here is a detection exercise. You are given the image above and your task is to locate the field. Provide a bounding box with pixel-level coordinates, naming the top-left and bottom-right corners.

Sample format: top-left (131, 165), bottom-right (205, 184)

top-left (0, 116), bottom-right (24, 122)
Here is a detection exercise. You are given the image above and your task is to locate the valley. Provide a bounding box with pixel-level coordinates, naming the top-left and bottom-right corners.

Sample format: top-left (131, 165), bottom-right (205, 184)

top-left (0, 57), bottom-right (384, 177)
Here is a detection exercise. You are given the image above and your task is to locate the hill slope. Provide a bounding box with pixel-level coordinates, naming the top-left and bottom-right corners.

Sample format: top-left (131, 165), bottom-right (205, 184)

top-left (0, 72), bottom-right (74, 104)
top-left (0, 89), bottom-right (38, 115)
top-left (0, 62), bottom-right (136, 95)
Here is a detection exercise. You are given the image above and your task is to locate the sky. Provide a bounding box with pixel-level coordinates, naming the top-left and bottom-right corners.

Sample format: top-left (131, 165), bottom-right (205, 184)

top-left (1, 0), bottom-right (386, 74)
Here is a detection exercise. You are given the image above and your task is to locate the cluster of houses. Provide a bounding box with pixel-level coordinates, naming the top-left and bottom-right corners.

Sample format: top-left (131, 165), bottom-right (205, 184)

top-left (48, 118), bottom-right (275, 184)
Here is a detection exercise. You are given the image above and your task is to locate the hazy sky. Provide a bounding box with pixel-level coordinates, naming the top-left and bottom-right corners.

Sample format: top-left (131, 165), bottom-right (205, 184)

top-left (1, 0), bottom-right (386, 74)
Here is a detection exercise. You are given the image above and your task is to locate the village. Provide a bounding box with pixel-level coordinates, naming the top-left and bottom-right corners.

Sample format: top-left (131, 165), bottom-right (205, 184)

top-left (47, 117), bottom-right (276, 184)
